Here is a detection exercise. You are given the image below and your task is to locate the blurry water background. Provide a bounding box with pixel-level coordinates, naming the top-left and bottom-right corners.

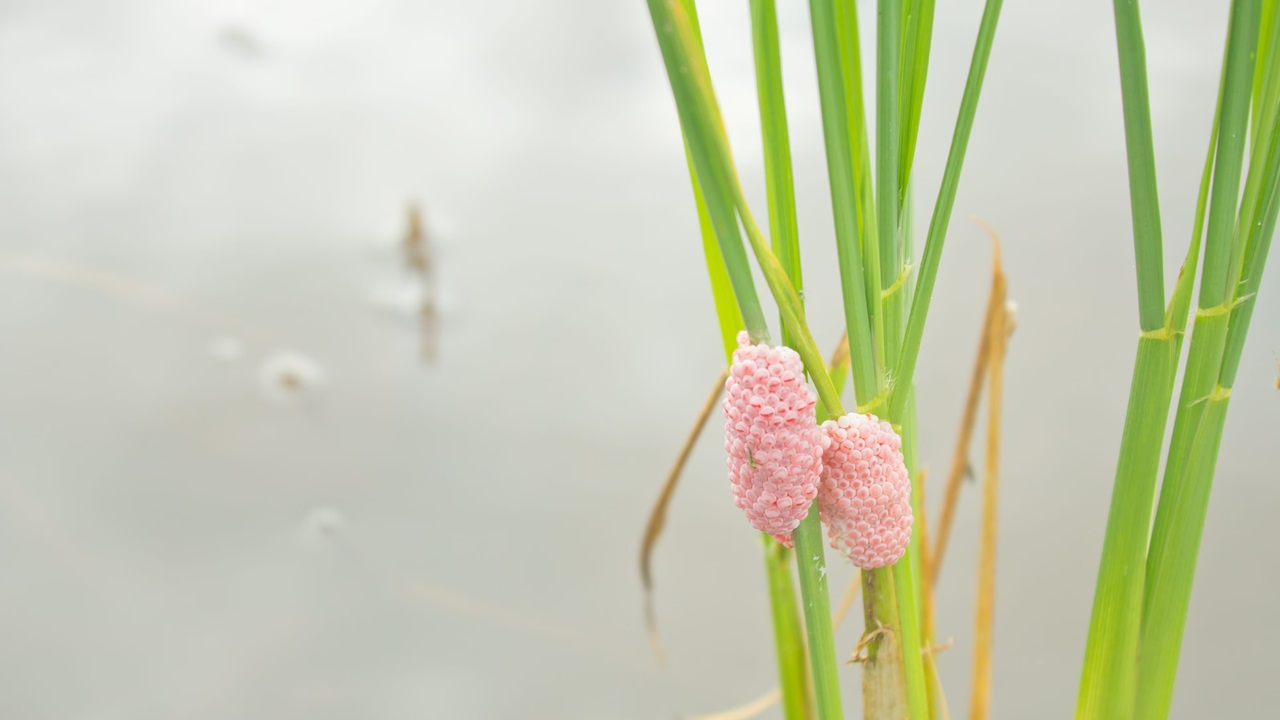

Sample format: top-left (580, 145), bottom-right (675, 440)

top-left (0, 0), bottom-right (1276, 718)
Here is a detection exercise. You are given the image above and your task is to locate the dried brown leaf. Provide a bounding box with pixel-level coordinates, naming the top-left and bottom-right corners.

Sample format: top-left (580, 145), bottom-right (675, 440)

top-left (931, 221), bottom-right (1006, 587)
top-left (640, 368), bottom-right (728, 663)
top-left (641, 333), bottom-right (849, 664)
top-left (970, 224), bottom-right (1013, 720)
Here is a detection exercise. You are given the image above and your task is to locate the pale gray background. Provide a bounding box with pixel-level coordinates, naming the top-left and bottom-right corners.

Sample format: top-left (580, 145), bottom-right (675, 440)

top-left (0, 0), bottom-right (1275, 718)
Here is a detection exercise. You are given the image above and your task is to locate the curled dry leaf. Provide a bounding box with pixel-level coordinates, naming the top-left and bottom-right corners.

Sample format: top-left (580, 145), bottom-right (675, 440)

top-left (640, 333), bottom-right (849, 664)
top-left (640, 368), bottom-right (727, 663)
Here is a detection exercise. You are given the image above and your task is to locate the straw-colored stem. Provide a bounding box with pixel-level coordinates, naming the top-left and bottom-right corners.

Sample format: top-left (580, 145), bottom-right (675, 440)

top-left (860, 567), bottom-right (906, 719)
top-left (930, 234), bottom-right (1004, 586)
top-left (970, 301), bottom-right (1009, 720)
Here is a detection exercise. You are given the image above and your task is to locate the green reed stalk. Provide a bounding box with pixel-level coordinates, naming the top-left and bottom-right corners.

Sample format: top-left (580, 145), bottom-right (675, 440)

top-left (764, 537), bottom-right (815, 720)
top-left (888, 0), bottom-right (1004, 423)
top-left (676, 0), bottom-right (744, 363)
top-left (667, 4), bottom-right (814, 718)
top-left (892, 0), bottom-right (940, 704)
top-left (811, 0), bottom-right (919, 715)
top-left (689, 128), bottom-right (810, 720)
top-left (752, 0), bottom-right (803, 315)
top-left (1252, 0), bottom-right (1277, 147)
top-left (1137, 12), bottom-right (1276, 713)
top-left (898, 0), bottom-right (935, 201)
top-left (872, 2), bottom-right (932, 718)
top-left (834, 0), bottom-right (879, 286)
top-left (750, 1), bottom-right (815, 716)
top-left (1078, 1), bottom-right (1271, 716)
top-left (651, 2), bottom-right (1005, 717)
top-left (1140, 0), bottom-right (1260, 661)
top-left (689, 170), bottom-right (745, 362)
top-left (1228, 6), bottom-right (1280, 299)
top-left (876, 0), bottom-right (903, 350)
top-left (896, 185), bottom-right (948, 715)
top-left (646, 3), bottom-right (850, 717)
top-left (810, 0), bottom-right (881, 400)
top-left (1136, 114), bottom-right (1280, 720)
top-left (1074, 0), bottom-right (1180, 714)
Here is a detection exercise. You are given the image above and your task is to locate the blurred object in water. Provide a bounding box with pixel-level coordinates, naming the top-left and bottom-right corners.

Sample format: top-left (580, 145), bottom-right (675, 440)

top-left (257, 350), bottom-right (326, 405)
top-left (404, 203), bottom-right (439, 365)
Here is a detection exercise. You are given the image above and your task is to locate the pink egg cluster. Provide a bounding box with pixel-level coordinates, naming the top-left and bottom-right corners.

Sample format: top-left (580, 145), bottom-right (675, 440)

top-left (818, 413), bottom-right (913, 568)
top-left (723, 332), bottom-right (825, 546)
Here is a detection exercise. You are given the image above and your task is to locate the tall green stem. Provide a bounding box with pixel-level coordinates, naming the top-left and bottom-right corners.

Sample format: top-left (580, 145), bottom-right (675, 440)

top-left (648, 4), bottom-right (847, 718)
top-left (765, 540), bottom-right (816, 720)
top-left (1136, 52), bottom-right (1279, 718)
top-left (888, 0), bottom-right (1004, 421)
top-left (810, 0), bottom-right (881, 400)
top-left (750, 1), bottom-right (815, 716)
top-left (1074, 1), bottom-right (1176, 714)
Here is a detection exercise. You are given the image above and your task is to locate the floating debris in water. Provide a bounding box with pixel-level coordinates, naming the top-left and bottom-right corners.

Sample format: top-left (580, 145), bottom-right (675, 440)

top-left (257, 350), bottom-right (325, 404)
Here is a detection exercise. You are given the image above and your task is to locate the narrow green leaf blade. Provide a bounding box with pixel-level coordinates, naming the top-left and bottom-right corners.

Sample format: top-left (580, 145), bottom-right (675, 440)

top-left (889, 0), bottom-right (1004, 421)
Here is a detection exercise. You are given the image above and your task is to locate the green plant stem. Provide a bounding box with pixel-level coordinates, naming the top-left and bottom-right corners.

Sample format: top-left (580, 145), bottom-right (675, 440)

top-left (867, 9), bottom-right (917, 718)
top-left (1221, 124), bottom-right (1280, 385)
top-left (859, 568), bottom-right (904, 719)
top-left (1197, 0), bottom-right (1261, 309)
top-left (1228, 3), bottom-right (1280, 298)
top-left (834, 0), bottom-right (877, 262)
top-left (1142, 0), bottom-right (1260, 656)
top-left (750, 2), bottom-right (815, 716)
top-left (651, 0), bottom-right (770, 344)
top-left (1133, 395), bottom-right (1229, 720)
top-left (765, 540), bottom-right (816, 720)
top-left (898, 193), bottom-right (946, 714)
top-left (1252, 0), bottom-right (1277, 146)
top-left (656, 5), bottom-right (829, 719)
top-left (1074, 1), bottom-right (1180, 714)
top-left (810, 0), bottom-right (881, 398)
top-left (883, 215), bottom-right (930, 720)
top-left (873, 0), bottom-right (905, 410)
top-left (752, 0), bottom-right (803, 317)
top-left (1075, 336), bottom-right (1179, 719)
top-left (898, 0), bottom-right (935, 200)
top-left (877, 0), bottom-right (903, 353)
top-left (793, 513), bottom-right (843, 720)
top-left (888, 0), bottom-right (1004, 421)
top-left (648, 6), bottom-right (857, 719)
top-left (689, 166), bottom-right (745, 361)
top-left (1112, 0), bottom-right (1167, 332)
top-left (887, 466), bottom-right (930, 720)
top-left (1136, 76), bottom-right (1280, 720)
